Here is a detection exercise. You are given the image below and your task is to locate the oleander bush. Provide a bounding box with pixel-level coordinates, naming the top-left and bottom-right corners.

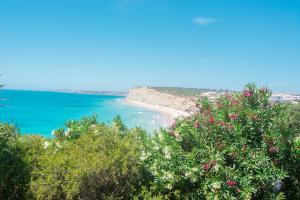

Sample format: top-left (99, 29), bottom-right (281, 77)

top-left (140, 84), bottom-right (300, 199)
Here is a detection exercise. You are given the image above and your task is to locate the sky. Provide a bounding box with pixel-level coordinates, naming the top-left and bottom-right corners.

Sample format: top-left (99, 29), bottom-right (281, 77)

top-left (0, 0), bottom-right (299, 92)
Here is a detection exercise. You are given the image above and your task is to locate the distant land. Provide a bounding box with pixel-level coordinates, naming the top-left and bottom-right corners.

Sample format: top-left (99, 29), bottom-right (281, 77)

top-left (5, 86), bottom-right (300, 105)
top-left (52, 90), bottom-right (128, 96)
top-left (149, 86), bottom-right (233, 97)
top-left (144, 86), bottom-right (300, 104)
top-left (51, 86), bottom-right (300, 105)
top-left (125, 86), bottom-right (300, 125)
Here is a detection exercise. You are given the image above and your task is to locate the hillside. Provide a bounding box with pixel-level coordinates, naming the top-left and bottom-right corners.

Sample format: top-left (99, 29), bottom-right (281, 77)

top-left (150, 86), bottom-right (230, 97)
top-left (126, 87), bottom-right (197, 116)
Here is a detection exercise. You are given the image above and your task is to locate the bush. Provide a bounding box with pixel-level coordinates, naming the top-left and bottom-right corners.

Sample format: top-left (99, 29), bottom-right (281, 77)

top-left (0, 123), bottom-right (31, 200)
top-left (29, 116), bottom-right (146, 200)
top-left (275, 102), bottom-right (300, 198)
top-left (141, 84), bottom-right (299, 199)
top-left (282, 103), bottom-right (300, 136)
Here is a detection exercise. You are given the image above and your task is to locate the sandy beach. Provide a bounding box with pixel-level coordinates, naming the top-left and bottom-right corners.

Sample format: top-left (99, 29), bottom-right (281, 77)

top-left (124, 98), bottom-right (189, 127)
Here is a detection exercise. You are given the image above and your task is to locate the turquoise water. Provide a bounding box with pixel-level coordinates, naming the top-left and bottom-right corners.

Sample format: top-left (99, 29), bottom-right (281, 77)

top-left (0, 90), bottom-right (164, 137)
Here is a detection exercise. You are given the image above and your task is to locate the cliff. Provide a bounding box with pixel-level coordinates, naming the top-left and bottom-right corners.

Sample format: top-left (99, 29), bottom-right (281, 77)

top-left (125, 87), bottom-right (197, 117)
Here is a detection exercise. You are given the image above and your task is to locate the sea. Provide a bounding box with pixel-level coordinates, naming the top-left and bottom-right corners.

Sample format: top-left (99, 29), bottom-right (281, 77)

top-left (0, 90), bottom-right (165, 137)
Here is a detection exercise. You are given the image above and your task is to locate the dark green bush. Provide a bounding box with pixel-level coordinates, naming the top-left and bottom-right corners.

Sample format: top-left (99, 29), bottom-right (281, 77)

top-left (0, 123), bottom-right (31, 200)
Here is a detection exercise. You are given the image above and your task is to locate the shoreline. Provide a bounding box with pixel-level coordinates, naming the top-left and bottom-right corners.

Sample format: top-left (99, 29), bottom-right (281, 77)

top-left (124, 98), bottom-right (190, 127)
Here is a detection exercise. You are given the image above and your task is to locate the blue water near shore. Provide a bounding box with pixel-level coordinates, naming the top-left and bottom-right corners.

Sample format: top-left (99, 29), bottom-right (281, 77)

top-left (0, 90), bottom-right (164, 137)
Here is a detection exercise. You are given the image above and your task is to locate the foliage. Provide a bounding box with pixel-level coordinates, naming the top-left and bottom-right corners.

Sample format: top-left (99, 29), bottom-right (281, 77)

top-left (52, 115), bottom-right (99, 141)
top-left (141, 83), bottom-right (299, 199)
top-left (1, 83), bottom-right (300, 199)
top-left (29, 117), bottom-right (146, 200)
top-left (0, 123), bottom-right (30, 200)
top-left (282, 103), bottom-right (300, 136)
top-left (150, 87), bottom-right (231, 97)
top-left (113, 115), bottom-right (128, 132)
top-left (275, 102), bottom-right (300, 199)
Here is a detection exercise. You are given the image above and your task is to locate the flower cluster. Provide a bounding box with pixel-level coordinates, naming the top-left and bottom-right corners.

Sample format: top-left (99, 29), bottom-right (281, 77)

top-left (227, 180), bottom-right (237, 187)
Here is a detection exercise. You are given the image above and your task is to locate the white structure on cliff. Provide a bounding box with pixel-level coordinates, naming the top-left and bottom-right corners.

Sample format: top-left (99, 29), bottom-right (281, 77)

top-left (271, 94), bottom-right (300, 104)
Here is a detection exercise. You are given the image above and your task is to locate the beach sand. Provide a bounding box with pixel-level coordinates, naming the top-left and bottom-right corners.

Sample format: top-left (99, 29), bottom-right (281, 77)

top-left (124, 99), bottom-right (189, 127)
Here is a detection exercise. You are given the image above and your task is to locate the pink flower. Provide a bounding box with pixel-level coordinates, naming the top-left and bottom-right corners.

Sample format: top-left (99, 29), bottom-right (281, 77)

top-left (226, 94), bottom-right (233, 100)
top-left (194, 120), bottom-right (200, 129)
top-left (220, 121), bottom-right (225, 126)
top-left (209, 116), bottom-right (215, 124)
top-left (236, 188), bottom-right (241, 193)
top-left (227, 180), bottom-right (237, 187)
top-left (229, 113), bottom-right (238, 120)
top-left (227, 123), bottom-right (233, 130)
top-left (269, 146), bottom-right (278, 154)
top-left (231, 99), bottom-right (238, 106)
top-left (202, 163), bottom-right (210, 171)
top-left (243, 90), bottom-right (252, 97)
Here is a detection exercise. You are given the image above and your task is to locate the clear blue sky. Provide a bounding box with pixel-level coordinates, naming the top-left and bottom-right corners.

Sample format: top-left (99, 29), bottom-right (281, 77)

top-left (0, 0), bottom-right (299, 92)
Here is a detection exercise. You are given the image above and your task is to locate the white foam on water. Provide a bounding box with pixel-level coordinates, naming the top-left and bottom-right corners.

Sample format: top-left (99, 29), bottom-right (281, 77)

top-left (154, 114), bottom-right (160, 119)
top-left (149, 119), bottom-right (156, 125)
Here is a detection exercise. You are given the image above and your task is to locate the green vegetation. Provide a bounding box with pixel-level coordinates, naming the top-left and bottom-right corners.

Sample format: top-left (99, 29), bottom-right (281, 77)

top-left (142, 84), bottom-right (299, 199)
top-left (0, 84), bottom-right (299, 199)
top-left (0, 124), bottom-right (30, 200)
top-left (283, 103), bottom-right (300, 135)
top-left (150, 86), bottom-right (231, 97)
top-left (29, 116), bottom-right (145, 200)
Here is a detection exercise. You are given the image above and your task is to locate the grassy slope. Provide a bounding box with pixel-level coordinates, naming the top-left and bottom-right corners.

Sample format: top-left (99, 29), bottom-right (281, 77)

top-left (150, 87), bottom-right (230, 97)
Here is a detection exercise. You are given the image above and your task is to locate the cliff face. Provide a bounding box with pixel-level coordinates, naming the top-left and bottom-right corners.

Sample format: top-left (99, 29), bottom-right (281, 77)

top-left (126, 87), bottom-right (196, 113)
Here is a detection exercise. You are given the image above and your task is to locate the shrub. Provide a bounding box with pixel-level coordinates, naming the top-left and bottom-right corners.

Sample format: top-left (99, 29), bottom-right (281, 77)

top-left (29, 116), bottom-right (146, 200)
top-left (275, 102), bottom-right (300, 198)
top-left (281, 103), bottom-right (300, 136)
top-left (0, 123), bottom-right (31, 200)
top-left (141, 84), bottom-right (299, 199)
